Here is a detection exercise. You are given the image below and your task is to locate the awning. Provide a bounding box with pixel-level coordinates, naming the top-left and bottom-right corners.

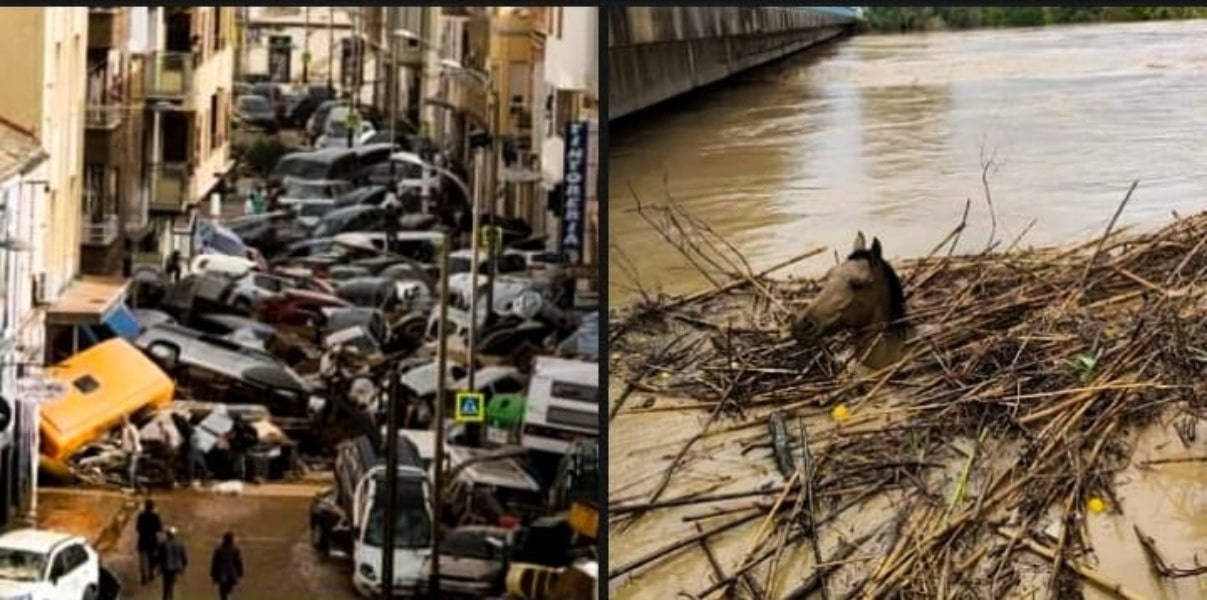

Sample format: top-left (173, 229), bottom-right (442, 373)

top-left (46, 277), bottom-right (130, 326)
top-left (104, 306), bottom-right (141, 340)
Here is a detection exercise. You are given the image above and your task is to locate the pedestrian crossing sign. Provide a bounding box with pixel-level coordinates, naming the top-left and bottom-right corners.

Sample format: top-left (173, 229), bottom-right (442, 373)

top-left (455, 392), bottom-right (485, 423)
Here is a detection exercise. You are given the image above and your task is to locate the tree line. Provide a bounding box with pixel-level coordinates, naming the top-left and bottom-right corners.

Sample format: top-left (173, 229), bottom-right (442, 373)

top-left (862, 6), bottom-right (1207, 33)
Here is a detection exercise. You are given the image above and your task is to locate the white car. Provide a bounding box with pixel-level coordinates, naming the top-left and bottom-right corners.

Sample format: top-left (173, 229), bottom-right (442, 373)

top-left (387, 151), bottom-right (441, 198)
top-left (189, 253), bottom-right (260, 278)
top-left (0, 528), bottom-right (101, 600)
top-left (278, 178), bottom-right (352, 227)
top-left (316, 106), bottom-right (377, 149)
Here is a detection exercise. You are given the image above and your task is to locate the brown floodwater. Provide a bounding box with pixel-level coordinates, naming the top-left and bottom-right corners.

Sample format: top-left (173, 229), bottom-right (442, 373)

top-left (609, 19), bottom-right (1207, 303)
top-left (608, 19), bottom-right (1207, 600)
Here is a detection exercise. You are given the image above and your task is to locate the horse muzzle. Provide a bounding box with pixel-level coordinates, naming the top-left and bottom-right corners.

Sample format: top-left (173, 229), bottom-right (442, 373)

top-left (790, 317), bottom-right (823, 344)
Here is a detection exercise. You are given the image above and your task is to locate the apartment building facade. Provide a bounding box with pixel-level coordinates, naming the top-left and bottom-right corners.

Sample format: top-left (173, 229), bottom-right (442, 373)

top-left (0, 7), bottom-right (89, 308)
top-left (0, 121), bottom-right (50, 528)
top-left (535, 7), bottom-right (599, 277)
top-left (82, 7), bottom-right (147, 276)
top-left (141, 6), bottom-right (236, 260)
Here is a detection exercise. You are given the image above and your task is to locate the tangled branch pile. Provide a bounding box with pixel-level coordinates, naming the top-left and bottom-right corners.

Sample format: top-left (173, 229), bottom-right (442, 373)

top-left (609, 192), bottom-right (1207, 598)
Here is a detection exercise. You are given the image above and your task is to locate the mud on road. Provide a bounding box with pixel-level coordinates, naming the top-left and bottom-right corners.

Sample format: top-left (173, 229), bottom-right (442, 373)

top-left (82, 484), bottom-right (358, 599)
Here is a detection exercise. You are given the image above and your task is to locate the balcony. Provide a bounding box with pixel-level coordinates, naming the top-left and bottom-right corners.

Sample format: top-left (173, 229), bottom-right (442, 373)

top-left (79, 213), bottom-right (124, 276)
top-left (88, 8), bottom-right (127, 50)
top-left (85, 104), bottom-right (123, 131)
top-left (81, 214), bottom-right (120, 246)
top-left (144, 52), bottom-right (194, 100)
top-left (149, 163), bottom-right (191, 213)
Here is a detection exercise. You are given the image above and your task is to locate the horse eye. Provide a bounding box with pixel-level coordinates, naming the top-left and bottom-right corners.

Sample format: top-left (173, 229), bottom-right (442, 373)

top-left (848, 279), bottom-right (868, 290)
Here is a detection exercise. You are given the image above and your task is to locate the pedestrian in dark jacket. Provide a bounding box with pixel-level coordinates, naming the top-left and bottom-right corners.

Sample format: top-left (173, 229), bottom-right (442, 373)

top-left (159, 526), bottom-right (188, 600)
top-left (136, 500), bottom-right (163, 585)
top-left (210, 532), bottom-right (244, 600)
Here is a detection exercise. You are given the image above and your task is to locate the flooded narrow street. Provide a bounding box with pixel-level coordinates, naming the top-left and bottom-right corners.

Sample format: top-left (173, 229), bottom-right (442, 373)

top-left (609, 19), bottom-right (1207, 600)
top-left (609, 19), bottom-right (1207, 302)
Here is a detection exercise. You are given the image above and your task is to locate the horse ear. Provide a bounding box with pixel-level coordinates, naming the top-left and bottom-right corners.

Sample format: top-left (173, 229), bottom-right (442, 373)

top-left (853, 231), bottom-right (867, 253)
top-left (871, 237), bottom-right (883, 260)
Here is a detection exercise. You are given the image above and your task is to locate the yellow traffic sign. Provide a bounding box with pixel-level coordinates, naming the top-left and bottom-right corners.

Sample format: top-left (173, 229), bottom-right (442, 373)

top-left (478, 225), bottom-right (503, 257)
top-left (454, 392), bottom-right (485, 423)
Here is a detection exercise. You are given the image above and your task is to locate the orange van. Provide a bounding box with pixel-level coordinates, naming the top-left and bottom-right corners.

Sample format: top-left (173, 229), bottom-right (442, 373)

top-left (39, 338), bottom-right (175, 462)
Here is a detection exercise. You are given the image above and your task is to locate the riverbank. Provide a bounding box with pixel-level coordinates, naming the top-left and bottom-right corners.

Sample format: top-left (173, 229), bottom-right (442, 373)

top-left (862, 6), bottom-right (1207, 33)
top-left (607, 208), bottom-right (1207, 598)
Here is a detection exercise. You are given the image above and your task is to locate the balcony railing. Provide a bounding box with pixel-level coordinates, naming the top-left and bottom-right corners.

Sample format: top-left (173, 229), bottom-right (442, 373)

top-left (84, 104), bottom-right (124, 130)
top-left (150, 163), bottom-right (190, 212)
top-left (144, 51), bottom-right (194, 99)
top-left (81, 214), bottom-right (120, 246)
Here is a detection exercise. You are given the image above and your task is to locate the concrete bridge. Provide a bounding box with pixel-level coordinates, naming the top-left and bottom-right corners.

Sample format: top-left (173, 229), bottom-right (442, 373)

top-left (608, 7), bottom-right (861, 121)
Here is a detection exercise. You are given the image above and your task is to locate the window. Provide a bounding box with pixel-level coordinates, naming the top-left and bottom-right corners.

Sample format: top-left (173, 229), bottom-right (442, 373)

top-left (497, 255), bottom-right (527, 274)
top-left (547, 405), bottom-right (596, 430)
top-left (550, 381), bottom-right (597, 403)
top-left (254, 275), bottom-right (284, 291)
top-left (491, 377), bottom-right (525, 395)
top-left (73, 375), bottom-right (100, 394)
top-left (210, 93), bottom-right (219, 152)
top-left (212, 6), bottom-right (223, 50)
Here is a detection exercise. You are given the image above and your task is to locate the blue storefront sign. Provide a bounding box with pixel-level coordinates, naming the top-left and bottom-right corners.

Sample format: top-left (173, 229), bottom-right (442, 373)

top-left (560, 121), bottom-right (589, 264)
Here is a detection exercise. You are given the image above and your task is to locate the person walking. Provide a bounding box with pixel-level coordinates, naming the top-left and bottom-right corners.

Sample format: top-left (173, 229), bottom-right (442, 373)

top-left (120, 416), bottom-right (143, 492)
top-left (136, 500), bottom-right (163, 585)
top-left (159, 526), bottom-right (188, 600)
top-left (210, 532), bottom-right (244, 600)
top-left (164, 250), bottom-right (182, 283)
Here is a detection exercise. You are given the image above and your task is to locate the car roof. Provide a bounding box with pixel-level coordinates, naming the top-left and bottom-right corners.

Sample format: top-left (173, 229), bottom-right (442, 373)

top-left (0, 528), bottom-right (82, 553)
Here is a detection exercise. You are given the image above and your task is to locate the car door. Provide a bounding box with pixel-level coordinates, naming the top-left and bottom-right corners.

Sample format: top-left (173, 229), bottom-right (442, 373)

top-left (47, 544), bottom-right (88, 600)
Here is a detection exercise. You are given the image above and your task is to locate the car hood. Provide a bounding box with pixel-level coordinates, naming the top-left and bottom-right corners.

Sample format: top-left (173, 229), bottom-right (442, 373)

top-left (0, 579), bottom-right (43, 597)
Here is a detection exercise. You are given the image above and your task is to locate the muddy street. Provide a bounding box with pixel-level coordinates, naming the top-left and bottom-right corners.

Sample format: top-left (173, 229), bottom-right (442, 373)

top-left (95, 485), bottom-right (357, 599)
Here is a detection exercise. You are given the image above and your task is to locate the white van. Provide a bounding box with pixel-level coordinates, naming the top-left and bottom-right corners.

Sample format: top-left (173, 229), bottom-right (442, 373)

top-left (521, 357), bottom-right (599, 454)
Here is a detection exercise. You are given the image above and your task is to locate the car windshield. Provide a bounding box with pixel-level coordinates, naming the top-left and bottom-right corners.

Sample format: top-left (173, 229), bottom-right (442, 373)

top-left (0, 548), bottom-right (46, 582)
top-left (449, 256), bottom-right (473, 274)
top-left (440, 530), bottom-right (501, 561)
top-left (326, 108), bottom-right (350, 137)
top-left (284, 181), bottom-right (335, 200)
top-left (363, 479), bottom-right (432, 548)
top-left (298, 202), bottom-right (331, 218)
top-left (238, 95), bottom-right (270, 113)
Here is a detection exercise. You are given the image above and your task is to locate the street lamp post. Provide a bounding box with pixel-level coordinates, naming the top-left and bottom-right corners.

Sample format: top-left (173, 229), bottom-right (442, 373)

top-left (375, 229), bottom-right (451, 599)
top-left (327, 8), bottom-right (335, 96)
top-left (395, 30), bottom-right (501, 422)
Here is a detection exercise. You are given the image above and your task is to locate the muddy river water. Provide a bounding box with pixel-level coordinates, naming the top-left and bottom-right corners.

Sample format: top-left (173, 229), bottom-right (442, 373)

top-left (609, 20), bottom-right (1207, 600)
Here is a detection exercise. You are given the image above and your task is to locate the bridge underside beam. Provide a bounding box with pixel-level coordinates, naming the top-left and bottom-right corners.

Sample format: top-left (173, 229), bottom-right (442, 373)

top-left (609, 26), bottom-right (847, 121)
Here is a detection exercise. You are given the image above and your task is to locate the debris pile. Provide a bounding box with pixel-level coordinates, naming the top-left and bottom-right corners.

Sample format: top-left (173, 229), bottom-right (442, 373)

top-left (609, 197), bottom-right (1207, 598)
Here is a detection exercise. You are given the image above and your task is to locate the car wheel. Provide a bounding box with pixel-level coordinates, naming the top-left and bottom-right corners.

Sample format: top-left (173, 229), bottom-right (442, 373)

top-left (310, 519), bottom-right (330, 553)
top-left (234, 297), bottom-right (252, 312)
top-left (82, 584), bottom-right (98, 600)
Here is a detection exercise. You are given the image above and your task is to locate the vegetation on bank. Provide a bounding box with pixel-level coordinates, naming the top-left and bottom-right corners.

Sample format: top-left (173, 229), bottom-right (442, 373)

top-left (862, 6), bottom-right (1207, 33)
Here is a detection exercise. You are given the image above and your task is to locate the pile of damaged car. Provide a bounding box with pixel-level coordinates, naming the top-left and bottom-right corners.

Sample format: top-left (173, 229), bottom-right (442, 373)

top-left (35, 139), bottom-right (598, 600)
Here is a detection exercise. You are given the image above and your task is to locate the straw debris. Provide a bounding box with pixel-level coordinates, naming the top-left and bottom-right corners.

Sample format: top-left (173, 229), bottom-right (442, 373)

top-left (609, 184), bottom-right (1207, 598)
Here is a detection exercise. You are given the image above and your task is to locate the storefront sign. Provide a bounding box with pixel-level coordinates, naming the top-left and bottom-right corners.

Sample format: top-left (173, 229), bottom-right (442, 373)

top-left (560, 121), bottom-right (589, 264)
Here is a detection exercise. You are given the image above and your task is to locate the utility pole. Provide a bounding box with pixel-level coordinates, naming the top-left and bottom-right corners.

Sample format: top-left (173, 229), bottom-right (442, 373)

top-left (302, 7), bottom-right (311, 83)
top-left (380, 367), bottom-right (400, 599)
top-left (429, 232), bottom-right (452, 598)
top-left (482, 84), bottom-right (500, 332)
top-left (326, 7), bottom-right (335, 96)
